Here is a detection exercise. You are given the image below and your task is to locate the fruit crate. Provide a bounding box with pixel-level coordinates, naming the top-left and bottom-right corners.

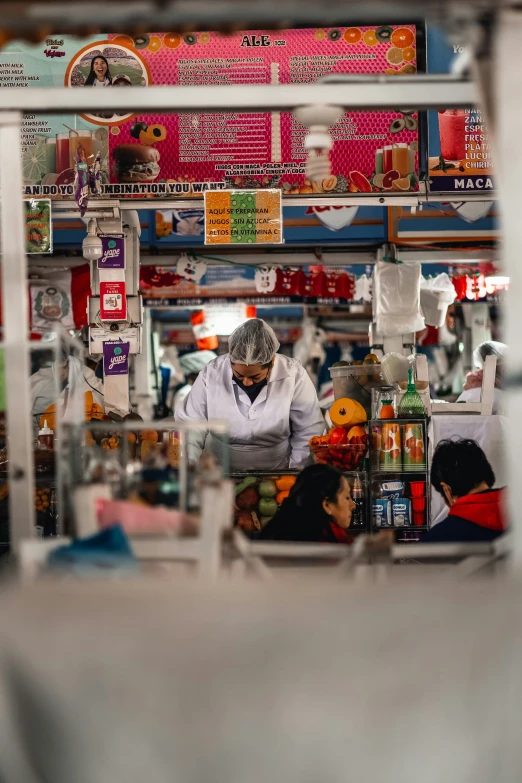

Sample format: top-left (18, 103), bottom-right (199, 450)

top-left (369, 418), bottom-right (430, 538)
top-left (231, 469), bottom-right (370, 538)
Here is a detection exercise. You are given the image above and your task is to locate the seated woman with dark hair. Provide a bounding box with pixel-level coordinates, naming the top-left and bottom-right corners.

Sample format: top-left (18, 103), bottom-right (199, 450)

top-left (423, 438), bottom-right (507, 543)
top-left (260, 464), bottom-right (355, 544)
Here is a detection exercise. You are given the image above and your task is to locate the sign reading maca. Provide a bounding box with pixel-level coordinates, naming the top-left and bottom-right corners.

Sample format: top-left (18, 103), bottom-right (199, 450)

top-left (204, 190), bottom-right (283, 245)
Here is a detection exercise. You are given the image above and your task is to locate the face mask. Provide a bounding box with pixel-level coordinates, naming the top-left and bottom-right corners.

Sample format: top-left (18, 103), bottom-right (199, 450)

top-left (233, 375), bottom-right (268, 402)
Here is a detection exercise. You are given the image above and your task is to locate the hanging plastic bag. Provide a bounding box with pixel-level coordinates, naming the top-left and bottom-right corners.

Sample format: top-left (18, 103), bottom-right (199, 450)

top-left (374, 260), bottom-right (425, 336)
top-left (420, 273), bottom-right (457, 327)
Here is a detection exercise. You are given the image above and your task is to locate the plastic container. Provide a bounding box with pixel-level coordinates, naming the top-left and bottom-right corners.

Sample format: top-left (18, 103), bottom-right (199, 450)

top-left (409, 481), bottom-right (425, 497)
top-left (310, 443), bottom-right (366, 471)
top-left (412, 497), bottom-right (426, 512)
top-left (413, 511), bottom-right (425, 527)
top-left (329, 364), bottom-right (383, 415)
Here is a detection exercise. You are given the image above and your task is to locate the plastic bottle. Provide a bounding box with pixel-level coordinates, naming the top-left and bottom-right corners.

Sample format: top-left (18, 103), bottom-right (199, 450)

top-left (351, 474), bottom-right (365, 528)
top-left (38, 420), bottom-right (54, 450)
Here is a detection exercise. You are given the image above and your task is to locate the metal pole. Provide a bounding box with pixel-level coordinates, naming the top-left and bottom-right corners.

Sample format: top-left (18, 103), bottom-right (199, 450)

top-left (494, 11), bottom-right (522, 565)
top-left (0, 111), bottom-right (35, 550)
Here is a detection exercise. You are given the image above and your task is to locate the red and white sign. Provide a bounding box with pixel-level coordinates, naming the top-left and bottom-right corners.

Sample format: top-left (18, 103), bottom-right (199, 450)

top-left (100, 281), bottom-right (127, 321)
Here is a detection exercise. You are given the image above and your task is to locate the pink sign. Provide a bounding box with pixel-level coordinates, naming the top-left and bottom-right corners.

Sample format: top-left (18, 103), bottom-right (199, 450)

top-left (94, 26), bottom-right (419, 197)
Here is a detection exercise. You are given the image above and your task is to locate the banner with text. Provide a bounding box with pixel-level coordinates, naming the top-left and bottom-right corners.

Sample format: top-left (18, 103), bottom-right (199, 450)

top-left (427, 27), bottom-right (494, 194)
top-left (1, 27), bottom-right (419, 201)
top-left (204, 190), bottom-right (282, 244)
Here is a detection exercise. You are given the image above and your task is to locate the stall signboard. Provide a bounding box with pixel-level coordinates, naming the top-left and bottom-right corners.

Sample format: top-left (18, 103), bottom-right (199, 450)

top-left (141, 263), bottom-right (355, 306)
top-left (204, 190), bottom-right (283, 245)
top-left (1, 27), bottom-right (419, 201)
top-left (427, 27), bottom-right (494, 193)
top-left (24, 199), bottom-right (52, 254)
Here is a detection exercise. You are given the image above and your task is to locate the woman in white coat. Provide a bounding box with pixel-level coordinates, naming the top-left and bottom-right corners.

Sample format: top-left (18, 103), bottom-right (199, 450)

top-left (175, 319), bottom-right (324, 472)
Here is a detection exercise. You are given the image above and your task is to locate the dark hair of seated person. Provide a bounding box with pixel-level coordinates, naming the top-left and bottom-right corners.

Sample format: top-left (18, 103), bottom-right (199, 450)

top-left (260, 464), bottom-right (349, 543)
top-left (431, 438), bottom-right (495, 500)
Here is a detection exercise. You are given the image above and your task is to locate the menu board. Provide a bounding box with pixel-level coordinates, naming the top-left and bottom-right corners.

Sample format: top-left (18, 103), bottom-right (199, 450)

top-left (427, 26), bottom-right (494, 193)
top-left (0, 26), bottom-right (419, 200)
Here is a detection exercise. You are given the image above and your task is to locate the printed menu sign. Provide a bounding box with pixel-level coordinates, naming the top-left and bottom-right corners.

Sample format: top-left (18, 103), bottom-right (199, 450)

top-left (204, 190), bottom-right (283, 244)
top-left (24, 199), bottom-right (52, 253)
top-left (1, 26), bottom-right (419, 200)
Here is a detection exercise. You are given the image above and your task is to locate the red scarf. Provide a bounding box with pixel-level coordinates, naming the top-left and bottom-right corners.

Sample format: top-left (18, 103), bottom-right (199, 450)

top-left (329, 521), bottom-right (354, 544)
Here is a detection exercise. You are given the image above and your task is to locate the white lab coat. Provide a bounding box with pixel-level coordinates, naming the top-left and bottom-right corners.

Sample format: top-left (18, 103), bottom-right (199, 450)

top-left (30, 361), bottom-right (104, 431)
top-left (173, 383), bottom-right (192, 413)
top-left (175, 353), bottom-right (324, 471)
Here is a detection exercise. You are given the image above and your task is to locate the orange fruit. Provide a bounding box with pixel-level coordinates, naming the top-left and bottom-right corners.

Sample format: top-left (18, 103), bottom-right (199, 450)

top-left (141, 429), bottom-right (159, 443)
top-left (344, 27), bottom-right (362, 44)
top-left (386, 47), bottom-right (404, 65)
top-left (112, 35), bottom-right (135, 48)
top-left (163, 33), bottom-right (181, 49)
top-left (401, 63), bottom-right (417, 74)
top-left (314, 29), bottom-right (326, 41)
top-left (276, 491), bottom-right (290, 505)
top-left (148, 36), bottom-right (162, 52)
top-left (403, 46), bottom-right (416, 62)
top-left (363, 30), bottom-right (378, 47)
top-left (391, 28), bottom-right (414, 49)
top-left (392, 177), bottom-right (411, 191)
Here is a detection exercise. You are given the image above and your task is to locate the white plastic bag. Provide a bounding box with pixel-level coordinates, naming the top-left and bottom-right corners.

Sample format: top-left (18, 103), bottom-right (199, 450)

top-left (374, 260), bottom-right (425, 337)
top-left (420, 273), bottom-right (457, 327)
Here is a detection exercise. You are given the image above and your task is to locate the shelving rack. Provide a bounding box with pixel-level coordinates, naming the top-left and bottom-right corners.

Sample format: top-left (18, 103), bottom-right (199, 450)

top-left (0, 2), bottom-right (520, 565)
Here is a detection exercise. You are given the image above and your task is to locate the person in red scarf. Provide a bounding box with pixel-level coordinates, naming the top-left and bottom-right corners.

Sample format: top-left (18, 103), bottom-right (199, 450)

top-left (423, 438), bottom-right (507, 543)
top-left (260, 464), bottom-right (355, 544)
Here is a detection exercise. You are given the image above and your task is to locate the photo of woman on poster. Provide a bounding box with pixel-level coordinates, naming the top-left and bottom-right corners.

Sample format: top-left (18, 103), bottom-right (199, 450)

top-left (84, 55), bottom-right (112, 87)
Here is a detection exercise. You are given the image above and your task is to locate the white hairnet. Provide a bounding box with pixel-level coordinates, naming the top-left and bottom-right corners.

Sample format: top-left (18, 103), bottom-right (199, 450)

top-left (179, 350), bottom-right (217, 374)
top-left (473, 341), bottom-right (507, 368)
top-left (228, 318), bottom-right (280, 366)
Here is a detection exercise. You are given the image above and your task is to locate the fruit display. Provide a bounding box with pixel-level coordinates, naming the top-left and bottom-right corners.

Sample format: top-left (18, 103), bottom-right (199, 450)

top-left (330, 398), bottom-right (368, 428)
top-left (34, 485), bottom-right (51, 513)
top-left (309, 404), bottom-right (369, 469)
top-left (233, 474), bottom-right (297, 534)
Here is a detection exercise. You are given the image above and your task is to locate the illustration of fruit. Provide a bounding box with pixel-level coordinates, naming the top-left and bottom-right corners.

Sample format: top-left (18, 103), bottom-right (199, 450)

top-left (148, 36), bottom-right (162, 52)
top-left (363, 29), bottom-right (378, 46)
top-left (22, 135), bottom-right (47, 185)
top-left (375, 25), bottom-right (393, 42)
top-left (314, 29), bottom-right (326, 41)
top-left (382, 169), bottom-right (401, 189)
top-left (299, 185), bottom-right (313, 194)
top-left (392, 177), bottom-right (411, 191)
top-left (112, 35), bottom-right (135, 48)
top-left (312, 180), bottom-right (324, 193)
top-left (348, 182), bottom-right (359, 193)
top-left (328, 29), bottom-right (342, 41)
top-left (349, 171), bottom-right (372, 193)
top-left (130, 121), bottom-right (148, 140)
top-left (386, 47), bottom-right (404, 65)
top-left (199, 33), bottom-right (210, 44)
top-left (56, 167), bottom-right (75, 187)
top-left (405, 116), bottom-right (418, 131)
top-left (390, 117), bottom-right (406, 134)
top-left (322, 175), bottom-right (338, 192)
top-left (140, 124), bottom-right (167, 144)
top-left (390, 449), bottom-right (400, 461)
top-left (400, 63), bottom-right (417, 74)
top-left (385, 68), bottom-right (401, 76)
top-left (391, 27), bottom-right (415, 49)
top-left (403, 46), bottom-right (416, 61)
top-left (344, 27), bottom-right (362, 44)
top-left (164, 33), bottom-right (182, 49)
top-left (373, 173), bottom-right (385, 189)
top-left (184, 33), bottom-right (197, 45)
top-left (133, 34), bottom-right (150, 49)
